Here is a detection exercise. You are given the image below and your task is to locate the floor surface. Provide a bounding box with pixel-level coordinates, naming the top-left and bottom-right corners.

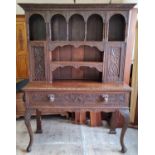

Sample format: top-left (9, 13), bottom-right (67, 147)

top-left (16, 116), bottom-right (138, 155)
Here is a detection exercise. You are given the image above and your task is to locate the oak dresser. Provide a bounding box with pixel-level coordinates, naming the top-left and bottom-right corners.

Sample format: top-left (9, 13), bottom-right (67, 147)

top-left (19, 3), bottom-right (136, 153)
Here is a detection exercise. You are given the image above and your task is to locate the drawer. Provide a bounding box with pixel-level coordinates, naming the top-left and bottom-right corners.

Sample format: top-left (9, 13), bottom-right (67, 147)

top-left (28, 92), bottom-right (127, 107)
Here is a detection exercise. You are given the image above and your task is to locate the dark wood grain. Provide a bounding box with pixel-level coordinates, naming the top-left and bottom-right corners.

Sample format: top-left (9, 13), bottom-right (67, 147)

top-left (51, 14), bottom-right (67, 41)
top-left (19, 3), bottom-right (136, 153)
top-left (87, 14), bottom-right (103, 41)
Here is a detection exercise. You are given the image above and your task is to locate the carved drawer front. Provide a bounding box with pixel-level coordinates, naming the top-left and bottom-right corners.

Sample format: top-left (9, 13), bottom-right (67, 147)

top-left (29, 92), bottom-right (127, 107)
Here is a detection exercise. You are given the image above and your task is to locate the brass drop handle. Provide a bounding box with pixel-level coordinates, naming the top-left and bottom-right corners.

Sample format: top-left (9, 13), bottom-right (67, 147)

top-left (48, 94), bottom-right (55, 102)
top-left (101, 94), bottom-right (109, 102)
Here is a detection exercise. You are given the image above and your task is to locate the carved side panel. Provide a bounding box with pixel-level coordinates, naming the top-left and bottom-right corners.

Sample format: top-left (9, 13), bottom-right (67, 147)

top-left (108, 47), bottom-right (121, 81)
top-left (31, 46), bottom-right (45, 81)
top-left (105, 43), bottom-right (125, 82)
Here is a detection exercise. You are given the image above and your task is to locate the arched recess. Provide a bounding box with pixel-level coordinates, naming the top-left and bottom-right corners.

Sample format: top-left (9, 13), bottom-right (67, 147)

top-left (87, 14), bottom-right (103, 41)
top-left (108, 14), bottom-right (125, 41)
top-left (51, 14), bottom-right (67, 41)
top-left (29, 14), bottom-right (46, 40)
top-left (69, 14), bottom-right (85, 41)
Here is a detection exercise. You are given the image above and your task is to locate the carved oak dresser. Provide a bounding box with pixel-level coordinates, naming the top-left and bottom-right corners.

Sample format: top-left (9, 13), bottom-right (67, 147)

top-left (19, 3), bottom-right (136, 153)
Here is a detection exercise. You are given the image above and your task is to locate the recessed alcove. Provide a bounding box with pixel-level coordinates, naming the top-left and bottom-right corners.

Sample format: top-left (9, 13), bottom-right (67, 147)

top-left (51, 14), bottom-right (67, 41)
top-left (69, 14), bottom-right (85, 41)
top-left (108, 14), bottom-right (125, 41)
top-left (52, 45), bottom-right (103, 62)
top-left (29, 14), bottom-right (46, 40)
top-left (52, 66), bottom-right (102, 82)
top-left (87, 14), bottom-right (103, 41)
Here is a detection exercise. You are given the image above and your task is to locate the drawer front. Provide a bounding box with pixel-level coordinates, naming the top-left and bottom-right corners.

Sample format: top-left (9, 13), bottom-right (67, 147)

top-left (28, 92), bottom-right (128, 107)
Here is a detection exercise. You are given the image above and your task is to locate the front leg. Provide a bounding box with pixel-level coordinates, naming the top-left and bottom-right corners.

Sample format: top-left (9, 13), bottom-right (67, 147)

top-left (24, 109), bottom-right (33, 152)
top-left (119, 109), bottom-right (130, 153)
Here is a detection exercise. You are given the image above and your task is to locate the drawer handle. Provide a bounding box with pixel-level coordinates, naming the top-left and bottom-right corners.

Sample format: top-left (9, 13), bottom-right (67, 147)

top-left (48, 94), bottom-right (55, 102)
top-left (101, 94), bottom-right (109, 102)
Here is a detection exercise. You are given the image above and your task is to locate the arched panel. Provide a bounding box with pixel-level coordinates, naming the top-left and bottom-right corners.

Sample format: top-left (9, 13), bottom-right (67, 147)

top-left (69, 14), bottom-right (85, 41)
top-left (29, 14), bottom-right (46, 40)
top-left (108, 14), bottom-right (125, 41)
top-left (87, 14), bottom-right (103, 41)
top-left (51, 14), bottom-right (67, 41)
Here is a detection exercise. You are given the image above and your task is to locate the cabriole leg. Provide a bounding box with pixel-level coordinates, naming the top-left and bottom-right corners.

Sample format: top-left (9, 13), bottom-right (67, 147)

top-left (119, 109), bottom-right (130, 153)
top-left (24, 109), bottom-right (33, 152)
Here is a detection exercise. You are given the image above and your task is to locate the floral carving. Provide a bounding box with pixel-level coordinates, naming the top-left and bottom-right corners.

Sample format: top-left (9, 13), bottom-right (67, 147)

top-left (30, 92), bottom-right (126, 107)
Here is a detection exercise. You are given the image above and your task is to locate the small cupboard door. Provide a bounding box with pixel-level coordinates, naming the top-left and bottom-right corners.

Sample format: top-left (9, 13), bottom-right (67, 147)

top-left (29, 42), bottom-right (47, 81)
top-left (16, 16), bottom-right (28, 78)
top-left (104, 43), bottom-right (126, 82)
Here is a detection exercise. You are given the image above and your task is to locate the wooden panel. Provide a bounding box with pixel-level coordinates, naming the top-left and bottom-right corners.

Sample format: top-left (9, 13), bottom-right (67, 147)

top-left (84, 46), bottom-right (103, 62)
top-left (73, 112), bottom-right (86, 125)
top-left (31, 46), bottom-right (45, 81)
top-left (29, 14), bottom-right (46, 41)
top-left (108, 14), bottom-right (125, 41)
top-left (105, 43), bottom-right (125, 82)
top-left (87, 14), bottom-right (103, 41)
top-left (72, 46), bottom-right (84, 79)
top-left (16, 15), bottom-right (28, 78)
top-left (124, 8), bottom-right (137, 84)
top-left (51, 14), bottom-right (67, 41)
top-left (16, 55), bottom-right (28, 78)
top-left (16, 92), bottom-right (25, 117)
top-left (90, 112), bottom-right (102, 127)
top-left (130, 22), bottom-right (138, 123)
top-left (69, 14), bottom-right (85, 41)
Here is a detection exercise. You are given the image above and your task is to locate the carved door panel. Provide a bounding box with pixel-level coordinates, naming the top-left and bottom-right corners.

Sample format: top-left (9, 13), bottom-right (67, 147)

top-left (104, 43), bottom-right (126, 82)
top-left (16, 16), bottom-right (28, 78)
top-left (30, 43), bottom-right (47, 81)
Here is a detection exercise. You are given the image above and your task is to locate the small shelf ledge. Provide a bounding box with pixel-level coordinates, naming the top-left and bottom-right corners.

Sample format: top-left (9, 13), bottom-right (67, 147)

top-left (48, 41), bottom-right (105, 52)
top-left (50, 61), bottom-right (103, 72)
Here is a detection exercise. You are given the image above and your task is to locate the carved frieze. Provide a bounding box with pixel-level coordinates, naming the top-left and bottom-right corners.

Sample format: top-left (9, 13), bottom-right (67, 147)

top-left (50, 62), bottom-right (103, 72)
top-left (48, 41), bottom-right (105, 52)
top-left (30, 92), bottom-right (126, 107)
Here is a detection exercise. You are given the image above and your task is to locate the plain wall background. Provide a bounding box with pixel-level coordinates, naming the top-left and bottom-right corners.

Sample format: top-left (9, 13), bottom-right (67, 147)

top-left (16, 0), bottom-right (138, 14)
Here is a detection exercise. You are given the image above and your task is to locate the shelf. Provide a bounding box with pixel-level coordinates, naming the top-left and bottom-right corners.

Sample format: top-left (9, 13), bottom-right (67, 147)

top-left (48, 41), bottom-right (105, 51)
top-left (50, 61), bottom-right (103, 72)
